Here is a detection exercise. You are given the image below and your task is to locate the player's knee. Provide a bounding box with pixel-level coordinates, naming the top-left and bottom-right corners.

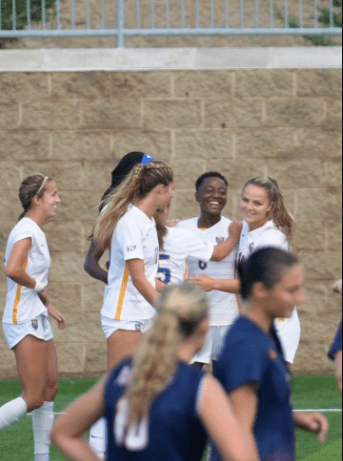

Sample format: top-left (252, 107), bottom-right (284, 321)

top-left (24, 394), bottom-right (45, 412)
top-left (45, 380), bottom-right (59, 401)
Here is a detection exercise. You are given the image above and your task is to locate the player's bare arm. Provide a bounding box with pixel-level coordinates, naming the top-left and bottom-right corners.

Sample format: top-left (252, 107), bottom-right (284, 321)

top-left (199, 376), bottom-right (259, 461)
top-left (211, 221), bottom-right (243, 262)
top-left (52, 378), bottom-right (107, 461)
top-left (5, 238), bottom-right (36, 289)
top-left (84, 239), bottom-right (108, 284)
top-left (293, 412), bottom-right (329, 444)
top-left (127, 258), bottom-right (159, 306)
top-left (188, 276), bottom-right (241, 294)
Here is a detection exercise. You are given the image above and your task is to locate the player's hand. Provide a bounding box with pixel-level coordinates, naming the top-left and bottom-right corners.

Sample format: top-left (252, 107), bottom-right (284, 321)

top-left (296, 413), bottom-right (329, 444)
top-left (187, 276), bottom-right (215, 292)
top-left (229, 221), bottom-right (243, 241)
top-left (333, 280), bottom-right (342, 295)
top-left (168, 219), bottom-right (180, 228)
top-left (48, 305), bottom-right (67, 330)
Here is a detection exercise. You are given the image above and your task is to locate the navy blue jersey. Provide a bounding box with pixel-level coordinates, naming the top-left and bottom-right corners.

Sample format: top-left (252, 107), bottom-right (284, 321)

top-left (104, 358), bottom-right (208, 461)
top-left (329, 320), bottom-right (342, 360)
top-left (210, 316), bottom-right (295, 461)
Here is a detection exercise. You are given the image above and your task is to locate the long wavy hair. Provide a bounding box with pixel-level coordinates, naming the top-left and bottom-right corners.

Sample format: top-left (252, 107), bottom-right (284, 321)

top-left (242, 177), bottom-right (296, 242)
top-left (124, 283), bottom-right (209, 428)
top-left (93, 161), bottom-right (173, 249)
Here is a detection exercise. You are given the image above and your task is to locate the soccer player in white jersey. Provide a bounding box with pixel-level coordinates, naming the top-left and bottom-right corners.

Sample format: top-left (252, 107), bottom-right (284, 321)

top-left (178, 172), bottom-right (241, 370)
top-left (154, 204), bottom-right (243, 287)
top-left (0, 174), bottom-right (66, 461)
top-left (192, 176), bottom-right (301, 365)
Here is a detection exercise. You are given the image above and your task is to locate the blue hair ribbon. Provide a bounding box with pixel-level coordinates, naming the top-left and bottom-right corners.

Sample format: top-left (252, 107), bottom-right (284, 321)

top-left (142, 154), bottom-right (154, 165)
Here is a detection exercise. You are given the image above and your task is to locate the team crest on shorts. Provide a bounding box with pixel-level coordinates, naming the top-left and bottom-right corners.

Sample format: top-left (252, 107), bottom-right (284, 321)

top-left (31, 320), bottom-right (39, 330)
top-left (216, 237), bottom-right (225, 244)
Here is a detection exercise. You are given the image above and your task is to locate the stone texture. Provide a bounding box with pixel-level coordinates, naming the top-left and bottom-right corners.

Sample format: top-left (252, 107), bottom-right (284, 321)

top-left (112, 72), bottom-right (171, 99)
top-left (84, 283), bottom-right (107, 313)
top-left (52, 313), bottom-right (103, 343)
top-left (84, 343), bottom-right (107, 374)
top-left (44, 221), bottom-right (83, 253)
top-left (326, 219), bottom-right (342, 250)
top-left (297, 69), bottom-right (343, 97)
top-left (112, 130), bottom-right (172, 161)
top-left (52, 131), bottom-right (113, 160)
top-left (266, 159), bottom-right (326, 188)
top-left (301, 312), bottom-right (342, 342)
top-left (52, 191), bottom-right (101, 222)
top-left (175, 129), bottom-right (232, 159)
top-left (205, 98), bottom-right (263, 128)
top-left (235, 70), bottom-right (294, 98)
top-left (236, 128), bottom-right (295, 159)
top-left (0, 349), bottom-right (17, 378)
top-left (0, 73), bottom-right (48, 102)
top-left (297, 189), bottom-right (342, 220)
top-left (83, 161), bottom-right (120, 191)
top-left (296, 129), bottom-right (342, 158)
top-left (0, 161), bottom-right (22, 191)
top-left (22, 102), bottom-right (81, 130)
top-left (0, 103), bottom-right (19, 129)
top-left (293, 342), bottom-right (335, 374)
top-left (294, 220), bottom-right (326, 251)
top-left (21, 161), bottom-right (83, 191)
top-left (51, 72), bottom-right (111, 100)
top-left (266, 98), bottom-right (324, 127)
top-left (55, 344), bottom-right (85, 374)
top-left (171, 159), bottom-right (205, 189)
top-left (0, 131), bottom-right (50, 161)
top-left (82, 101), bottom-right (142, 129)
top-left (206, 159), bottom-right (265, 189)
top-left (301, 250), bottom-right (342, 280)
top-left (298, 281), bottom-right (329, 315)
top-left (49, 252), bottom-right (90, 283)
top-left (174, 71), bottom-right (232, 99)
top-left (326, 159), bottom-right (343, 188)
top-left (143, 100), bottom-right (202, 129)
top-left (325, 99), bottom-right (343, 131)
top-left (48, 283), bottom-right (83, 314)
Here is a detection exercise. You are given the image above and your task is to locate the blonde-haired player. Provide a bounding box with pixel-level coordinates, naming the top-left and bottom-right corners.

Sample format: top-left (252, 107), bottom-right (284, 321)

top-left (52, 283), bottom-right (259, 461)
top-left (0, 174), bottom-right (66, 461)
top-left (90, 160), bottom-right (174, 459)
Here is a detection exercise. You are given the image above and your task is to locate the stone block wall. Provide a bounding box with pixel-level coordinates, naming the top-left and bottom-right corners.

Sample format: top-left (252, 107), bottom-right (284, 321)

top-left (0, 67), bottom-right (342, 377)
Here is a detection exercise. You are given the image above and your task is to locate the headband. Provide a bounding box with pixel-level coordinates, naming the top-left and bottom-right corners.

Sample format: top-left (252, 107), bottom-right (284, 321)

top-left (36, 176), bottom-right (49, 195)
top-left (142, 154), bottom-right (154, 165)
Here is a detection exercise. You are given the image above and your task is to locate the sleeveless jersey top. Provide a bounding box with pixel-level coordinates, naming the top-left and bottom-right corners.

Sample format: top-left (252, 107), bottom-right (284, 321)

top-left (104, 358), bottom-right (208, 461)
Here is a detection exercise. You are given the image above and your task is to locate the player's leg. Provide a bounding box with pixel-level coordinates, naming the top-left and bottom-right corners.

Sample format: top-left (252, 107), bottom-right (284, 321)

top-left (31, 337), bottom-right (58, 461)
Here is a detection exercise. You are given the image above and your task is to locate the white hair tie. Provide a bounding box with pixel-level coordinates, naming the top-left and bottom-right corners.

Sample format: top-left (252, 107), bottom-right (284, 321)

top-left (37, 176), bottom-right (49, 195)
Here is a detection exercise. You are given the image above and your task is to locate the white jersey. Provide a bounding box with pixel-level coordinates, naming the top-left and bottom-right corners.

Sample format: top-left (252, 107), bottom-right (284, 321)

top-left (102, 206), bottom-right (159, 321)
top-left (158, 227), bottom-right (214, 286)
top-left (238, 220), bottom-right (301, 364)
top-left (3, 218), bottom-right (50, 325)
top-left (177, 217), bottom-right (239, 327)
top-left (238, 220), bottom-right (288, 263)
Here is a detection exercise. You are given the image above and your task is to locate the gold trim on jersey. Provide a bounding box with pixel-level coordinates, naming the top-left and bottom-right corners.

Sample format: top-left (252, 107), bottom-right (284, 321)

top-left (12, 260), bottom-right (28, 325)
top-left (115, 264), bottom-right (130, 320)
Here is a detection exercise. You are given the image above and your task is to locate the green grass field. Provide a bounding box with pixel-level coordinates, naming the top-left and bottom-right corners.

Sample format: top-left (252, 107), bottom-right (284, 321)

top-left (0, 376), bottom-right (341, 461)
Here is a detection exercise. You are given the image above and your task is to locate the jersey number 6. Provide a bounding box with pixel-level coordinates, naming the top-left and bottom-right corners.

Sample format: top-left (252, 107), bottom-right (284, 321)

top-left (114, 398), bottom-right (149, 451)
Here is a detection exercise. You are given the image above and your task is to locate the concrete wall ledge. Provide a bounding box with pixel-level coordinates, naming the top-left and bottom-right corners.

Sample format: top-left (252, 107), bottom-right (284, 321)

top-left (0, 47), bottom-right (341, 72)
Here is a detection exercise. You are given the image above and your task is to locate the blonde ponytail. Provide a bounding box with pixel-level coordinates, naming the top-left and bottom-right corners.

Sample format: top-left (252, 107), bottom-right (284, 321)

top-left (93, 161), bottom-right (173, 249)
top-left (243, 177), bottom-right (296, 242)
top-left (125, 284), bottom-right (209, 427)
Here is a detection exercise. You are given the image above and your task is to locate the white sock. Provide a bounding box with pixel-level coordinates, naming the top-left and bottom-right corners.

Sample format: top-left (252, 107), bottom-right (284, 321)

top-left (89, 417), bottom-right (106, 459)
top-left (32, 401), bottom-right (55, 459)
top-left (0, 396), bottom-right (27, 430)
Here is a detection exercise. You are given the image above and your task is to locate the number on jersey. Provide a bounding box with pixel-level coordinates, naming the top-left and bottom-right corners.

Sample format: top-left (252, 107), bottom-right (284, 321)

top-left (114, 398), bottom-right (149, 451)
top-left (157, 254), bottom-right (171, 284)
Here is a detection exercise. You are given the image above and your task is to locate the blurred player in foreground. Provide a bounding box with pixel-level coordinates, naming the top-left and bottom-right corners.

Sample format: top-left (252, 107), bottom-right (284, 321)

top-left (329, 280), bottom-right (342, 393)
top-left (52, 284), bottom-right (259, 461)
top-left (0, 174), bottom-right (66, 461)
top-left (209, 247), bottom-right (329, 461)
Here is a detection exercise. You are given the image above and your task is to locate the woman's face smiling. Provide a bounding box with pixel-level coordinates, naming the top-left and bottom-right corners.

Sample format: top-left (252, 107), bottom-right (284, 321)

top-left (196, 177), bottom-right (227, 216)
top-left (240, 184), bottom-right (273, 231)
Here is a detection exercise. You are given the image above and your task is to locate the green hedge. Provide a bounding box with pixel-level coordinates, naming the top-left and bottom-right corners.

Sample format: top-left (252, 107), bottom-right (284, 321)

top-left (1, 0), bottom-right (55, 31)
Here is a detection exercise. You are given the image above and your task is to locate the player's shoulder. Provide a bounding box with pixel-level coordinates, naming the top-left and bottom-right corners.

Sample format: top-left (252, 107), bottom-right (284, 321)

top-left (257, 222), bottom-right (288, 249)
top-left (177, 217), bottom-right (198, 229)
top-left (10, 217), bottom-right (40, 239)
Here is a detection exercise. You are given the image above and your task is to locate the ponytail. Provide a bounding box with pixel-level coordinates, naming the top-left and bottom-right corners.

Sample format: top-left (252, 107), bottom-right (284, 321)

top-left (243, 177), bottom-right (295, 241)
top-left (94, 161), bottom-right (173, 249)
top-left (18, 174), bottom-right (52, 222)
top-left (124, 284), bottom-right (209, 428)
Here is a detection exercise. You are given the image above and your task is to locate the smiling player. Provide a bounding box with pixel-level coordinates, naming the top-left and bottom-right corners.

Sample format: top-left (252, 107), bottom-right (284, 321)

top-left (178, 172), bottom-right (240, 369)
